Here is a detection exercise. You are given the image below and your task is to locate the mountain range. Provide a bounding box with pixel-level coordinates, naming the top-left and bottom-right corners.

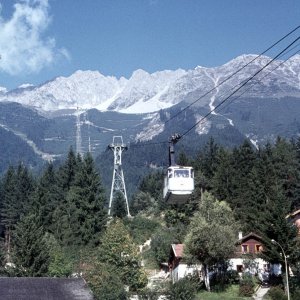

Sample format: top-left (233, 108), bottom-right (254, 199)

top-left (0, 54), bottom-right (300, 176)
top-left (1, 54), bottom-right (300, 114)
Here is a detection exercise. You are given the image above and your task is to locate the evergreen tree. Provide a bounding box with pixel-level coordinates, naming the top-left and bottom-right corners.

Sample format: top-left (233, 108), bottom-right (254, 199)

top-left (212, 147), bottom-right (234, 202)
top-left (57, 147), bottom-right (78, 192)
top-left (177, 151), bottom-right (190, 166)
top-left (13, 213), bottom-right (50, 276)
top-left (138, 171), bottom-right (164, 201)
top-left (272, 137), bottom-right (300, 209)
top-left (0, 164), bottom-right (35, 261)
top-left (195, 137), bottom-right (219, 188)
top-left (112, 192), bottom-right (127, 218)
top-left (130, 191), bottom-right (156, 215)
top-left (260, 188), bottom-right (299, 268)
top-left (31, 163), bottom-right (63, 235)
top-left (66, 153), bottom-right (107, 246)
top-left (0, 166), bottom-right (17, 260)
top-left (14, 164), bottom-right (35, 216)
top-left (228, 140), bottom-right (257, 225)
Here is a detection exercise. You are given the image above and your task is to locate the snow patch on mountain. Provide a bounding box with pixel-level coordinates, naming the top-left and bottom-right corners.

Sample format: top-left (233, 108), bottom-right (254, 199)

top-left (18, 83), bottom-right (35, 89)
top-left (1, 54), bottom-right (300, 114)
top-left (0, 87), bottom-right (7, 93)
top-left (135, 113), bottom-right (164, 141)
top-left (195, 114), bottom-right (211, 135)
top-left (0, 123), bottom-right (58, 161)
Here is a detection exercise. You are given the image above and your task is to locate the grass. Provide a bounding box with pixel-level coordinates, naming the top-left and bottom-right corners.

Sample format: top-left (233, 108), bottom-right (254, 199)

top-left (195, 285), bottom-right (251, 300)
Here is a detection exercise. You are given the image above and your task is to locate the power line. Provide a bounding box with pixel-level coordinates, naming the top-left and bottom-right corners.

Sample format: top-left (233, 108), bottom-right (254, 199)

top-left (129, 42), bottom-right (300, 151)
top-left (180, 35), bottom-right (300, 139)
top-left (198, 44), bottom-right (300, 122)
top-left (165, 25), bottom-right (300, 125)
top-left (203, 48), bottom-right (300, 126)
top-left (129, 28), bottom-right (300, 149)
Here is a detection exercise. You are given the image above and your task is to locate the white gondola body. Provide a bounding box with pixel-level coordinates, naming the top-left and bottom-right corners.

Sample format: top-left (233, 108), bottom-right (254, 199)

top-left (163, 166), bottom-right (194, 204)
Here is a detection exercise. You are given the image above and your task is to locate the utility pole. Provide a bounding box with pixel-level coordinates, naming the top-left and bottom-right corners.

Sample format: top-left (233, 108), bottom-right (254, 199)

top-left (108, 136), bottom-right (131, 217)
top-left (271, 239), bottom-right (290, 300)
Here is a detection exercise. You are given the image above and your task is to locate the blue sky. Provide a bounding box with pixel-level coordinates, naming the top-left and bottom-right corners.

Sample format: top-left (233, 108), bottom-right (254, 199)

top-left (0, 0), bottom-right (299, 90)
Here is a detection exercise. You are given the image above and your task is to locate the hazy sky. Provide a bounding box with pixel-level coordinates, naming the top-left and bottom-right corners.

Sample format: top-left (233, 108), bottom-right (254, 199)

top-left (0, 0), bottom-right (299, 90)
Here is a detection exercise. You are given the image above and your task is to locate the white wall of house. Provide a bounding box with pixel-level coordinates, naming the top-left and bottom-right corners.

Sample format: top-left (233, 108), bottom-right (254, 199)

top-left (171, 263), bottom-right (201, 283)
top-left (229, 258), bottom-right (268, 275)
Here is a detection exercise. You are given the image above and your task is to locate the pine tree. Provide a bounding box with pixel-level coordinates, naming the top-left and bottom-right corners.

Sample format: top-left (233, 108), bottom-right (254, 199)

top-left (0, 164), bottom-right (35, 261)
top-left (57, 147), bottom-right (78, 192)
top-left (112, 192), bottom-right (127, 218)
top-left (260, 188), bottom-right (299, 267)
top-left (14, 164), bottom-right (35, 216)
top-left (195, 137), bottom-right (219, 189)
top-left (13, 213), bottom-right (50, 276)
top-left (31, 163), bottom-right (63, 236)
top-left (66, 153), bottom-right (107, 246)
top-left (0, 166), bottom-right (16, 260)
top-left (272, 137), bottom-right (300, 210)
top-left (212, 147), bottom-right (234, 202)
top-left (228, 140), bottom-right (257, 223)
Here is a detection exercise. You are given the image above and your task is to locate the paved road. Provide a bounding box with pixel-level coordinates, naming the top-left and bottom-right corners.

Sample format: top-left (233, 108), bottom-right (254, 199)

top-left (253, 286), bottom-right (270, 300)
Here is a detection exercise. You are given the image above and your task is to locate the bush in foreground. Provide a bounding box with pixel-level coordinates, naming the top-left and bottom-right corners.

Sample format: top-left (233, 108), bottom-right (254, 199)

top-left (167, 278), bottom-right (198, 300)
top-left (238, 274), bottom-right (255, 297)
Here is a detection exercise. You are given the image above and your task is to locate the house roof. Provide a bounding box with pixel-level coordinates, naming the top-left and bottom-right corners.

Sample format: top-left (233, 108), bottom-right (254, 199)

top-left (238, 232), bottom-right (263, 243)
top-left (0, 278), bottom-right (93, 300)
top-left (287, 208), bottom-right (300, 218)
top-left (171, 244), bottom-right (184, 258)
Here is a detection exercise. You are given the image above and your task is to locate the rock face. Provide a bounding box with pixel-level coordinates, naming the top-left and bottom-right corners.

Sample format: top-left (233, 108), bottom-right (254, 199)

top-left (1, 54), bottom-right (300, 113)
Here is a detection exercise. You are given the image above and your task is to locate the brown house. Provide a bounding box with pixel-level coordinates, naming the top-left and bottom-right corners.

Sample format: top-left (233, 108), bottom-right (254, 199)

top-left (287, 209), bottom-right (300, 236)
top-left (235, 232), bottom-right (264, 256)
top-left (229, 232), bottom-right (268, 274)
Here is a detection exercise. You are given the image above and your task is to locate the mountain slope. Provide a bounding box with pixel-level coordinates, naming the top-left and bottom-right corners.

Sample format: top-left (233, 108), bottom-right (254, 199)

top-left (1, 54), bottom-right (300, 113)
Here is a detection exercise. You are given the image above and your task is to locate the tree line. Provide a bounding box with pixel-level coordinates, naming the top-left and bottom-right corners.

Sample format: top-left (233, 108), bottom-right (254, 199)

top-left (0, 137), bottom-right (300, 297)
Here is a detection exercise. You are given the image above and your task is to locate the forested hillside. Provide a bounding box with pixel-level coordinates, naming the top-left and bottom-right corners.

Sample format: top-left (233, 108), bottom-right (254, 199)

top-left (0, 137), bottom-right (299, 298)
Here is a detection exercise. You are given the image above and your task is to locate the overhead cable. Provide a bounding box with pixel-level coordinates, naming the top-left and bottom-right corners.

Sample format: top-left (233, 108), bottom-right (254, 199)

top-left (180, 35), bottom-right (300, 139)
top-left (165, 25), bottom-right (300, 124)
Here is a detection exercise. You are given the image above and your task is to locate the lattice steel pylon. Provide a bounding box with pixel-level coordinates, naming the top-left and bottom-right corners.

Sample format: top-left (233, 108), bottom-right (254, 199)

top-left (108, 136), bottom-right (131, 217)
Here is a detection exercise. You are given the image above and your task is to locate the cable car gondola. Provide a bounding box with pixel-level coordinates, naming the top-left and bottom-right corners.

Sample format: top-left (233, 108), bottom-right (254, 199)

top-left (163, 134), bottom-right (194, 204)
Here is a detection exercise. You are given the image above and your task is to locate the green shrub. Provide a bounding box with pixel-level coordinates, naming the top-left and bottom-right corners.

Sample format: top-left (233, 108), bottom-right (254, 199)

top-left (238, 274), bottom-right (255, 297)
top-left (124, 216), bottom-right (160, 245)
top-left (167, 278), bottom-right (198, 300)
top-left (268, 274), bottom-right (283, 286)
top-left (85, 262), bottom-right (127, 300)
top-left (267, 286), bottom-right (287, 300)
top-left (135, 288), bottom-right (160, 300)
top-left (292, 288), bottom-right (300, 300)
top-left (48, 251), bottom-right (73, 277)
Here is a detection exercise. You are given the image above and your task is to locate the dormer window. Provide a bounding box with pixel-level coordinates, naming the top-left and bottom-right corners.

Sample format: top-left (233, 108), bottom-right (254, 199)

top-left (255, 244), bottom-right (262, 253)
top-left (241, 244), bottom-right (249, 253)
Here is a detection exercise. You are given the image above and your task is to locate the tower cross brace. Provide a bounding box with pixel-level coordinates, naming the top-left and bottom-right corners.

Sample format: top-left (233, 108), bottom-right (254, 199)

top-left (108, 136), bottom-right (131, 217)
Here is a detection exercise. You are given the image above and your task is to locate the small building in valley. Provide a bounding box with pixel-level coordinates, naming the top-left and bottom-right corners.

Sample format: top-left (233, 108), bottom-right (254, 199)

top-left (287, 208), bottom-right (300, 236)
top-left (229, 232), bottom-right (268, 275)
top-left (168, 244), bottom-right (202, 283)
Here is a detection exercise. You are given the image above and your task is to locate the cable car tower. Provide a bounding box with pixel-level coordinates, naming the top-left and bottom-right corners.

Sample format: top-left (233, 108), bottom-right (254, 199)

top-left (108, 136), bottom-right (131, 217)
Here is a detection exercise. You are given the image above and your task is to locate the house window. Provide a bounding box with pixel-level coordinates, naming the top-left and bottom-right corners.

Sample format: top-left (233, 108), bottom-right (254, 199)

top-left (241, 244), bottom-right (249, 253)
top-left (237, 265), bottom-right (243, 273)
top-left (255, 244), bottom-right (262, 253)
